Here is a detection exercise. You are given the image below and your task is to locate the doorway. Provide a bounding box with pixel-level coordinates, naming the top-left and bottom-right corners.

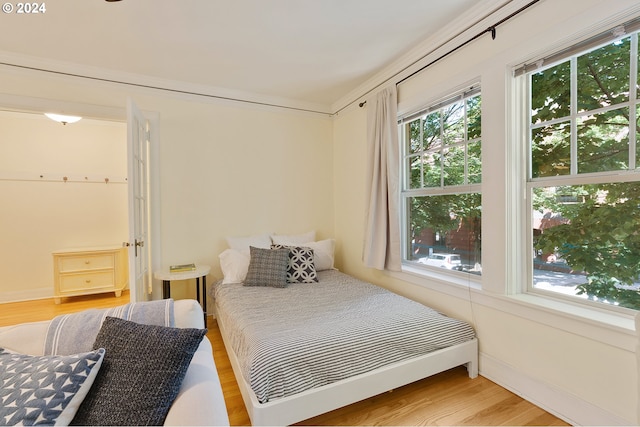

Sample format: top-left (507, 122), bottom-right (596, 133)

top-left (0, 101), bottom-right (159, 304)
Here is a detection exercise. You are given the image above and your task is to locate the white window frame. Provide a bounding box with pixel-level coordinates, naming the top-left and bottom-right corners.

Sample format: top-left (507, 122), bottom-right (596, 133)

top-left (398, 85), bottom-right (482, 283)
top-left (520, 28), bottom-right (640, 315)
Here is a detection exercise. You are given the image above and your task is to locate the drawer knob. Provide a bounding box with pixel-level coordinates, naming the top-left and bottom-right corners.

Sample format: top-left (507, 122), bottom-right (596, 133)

top-left (85, 280), bottom-right (91, 283)
top-left (85, 261), bottom-right (90, 264)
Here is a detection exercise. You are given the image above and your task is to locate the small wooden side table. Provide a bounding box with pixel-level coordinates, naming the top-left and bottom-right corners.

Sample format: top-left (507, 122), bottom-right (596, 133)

top-left (153, 265), bottom-right (210, 325)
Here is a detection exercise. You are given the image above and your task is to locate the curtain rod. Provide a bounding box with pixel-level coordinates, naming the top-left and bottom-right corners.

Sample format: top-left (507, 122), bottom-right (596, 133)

top-left (1, 1), bottom-right (540, 117)
top-left (356, 0), bottom-right (541, 109)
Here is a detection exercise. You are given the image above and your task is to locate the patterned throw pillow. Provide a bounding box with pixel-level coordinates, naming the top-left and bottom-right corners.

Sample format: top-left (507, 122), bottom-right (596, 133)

top-left (70, 317), bottom-right (206, 426)
top-left (244, 246), bottom-right (290, 287)
top-left (272, 244), bottom-right (318, 283)
top-left (0, 347), bottom-right (105, 426)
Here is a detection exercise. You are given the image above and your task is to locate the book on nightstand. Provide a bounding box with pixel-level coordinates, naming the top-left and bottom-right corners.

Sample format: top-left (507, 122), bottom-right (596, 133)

top-left (169, 263), bottom-right (196, 273)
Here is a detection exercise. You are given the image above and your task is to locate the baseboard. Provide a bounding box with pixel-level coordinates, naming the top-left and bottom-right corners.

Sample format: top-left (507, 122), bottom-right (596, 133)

top-left (0, 287), bottom-right (52, 303)
top-left (480, 352), bottom-right (633, 426)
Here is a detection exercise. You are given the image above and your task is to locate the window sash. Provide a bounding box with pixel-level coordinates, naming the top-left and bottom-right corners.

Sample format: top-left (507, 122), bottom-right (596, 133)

top-left (514, 16), bottom-right (640, 77)
top-left (399, 85), bottom-right (481, 125)
top-left (400, 88), bottom-right (482, 271)
top-left (401, 92), bottom-right (481, 191)
top-left (521, 25), bottom-right (640, 313)
top-left (526, 32), bottom-right (639, 181)
top-left (525, 179), bottom-right (640, 315)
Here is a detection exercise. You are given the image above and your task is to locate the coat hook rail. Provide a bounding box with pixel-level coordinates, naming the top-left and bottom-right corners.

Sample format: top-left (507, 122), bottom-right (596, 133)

top-left (0, 171), bottom-right (127, 184)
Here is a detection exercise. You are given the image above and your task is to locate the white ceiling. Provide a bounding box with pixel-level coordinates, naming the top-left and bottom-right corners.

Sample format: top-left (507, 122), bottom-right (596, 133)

top-left (0, 0), bottom-right (507, 113)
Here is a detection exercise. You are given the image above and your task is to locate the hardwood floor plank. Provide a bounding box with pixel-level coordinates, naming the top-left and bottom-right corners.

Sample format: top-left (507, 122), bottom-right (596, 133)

top-left (0, 296), bottom-right (570, 426)
top-left (0, 292), bottom-right (131, 327)
top-left (207, 316), bottom-right (252, 426)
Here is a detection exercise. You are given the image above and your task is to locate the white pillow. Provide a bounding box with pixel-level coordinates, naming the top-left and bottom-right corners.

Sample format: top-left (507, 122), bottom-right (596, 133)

top-left (225, 232), bottom-right (272, 252)
top-left (304, 239), bottom-right (335, 271)
top-left (271, 230), bottom-right (316, 245)
top-left (218, 249), bottom-right (250, 284)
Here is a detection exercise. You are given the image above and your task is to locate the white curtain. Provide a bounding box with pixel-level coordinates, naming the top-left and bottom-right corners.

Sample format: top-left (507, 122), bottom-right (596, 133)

top-left (363, 86), bottom-right (401, 271)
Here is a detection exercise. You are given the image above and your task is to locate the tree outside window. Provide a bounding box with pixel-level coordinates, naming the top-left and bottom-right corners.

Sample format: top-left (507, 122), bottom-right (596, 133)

top-left (528, 32), bottom-right (640, 310)
top-left (401, 92), bottom-right (482, 275)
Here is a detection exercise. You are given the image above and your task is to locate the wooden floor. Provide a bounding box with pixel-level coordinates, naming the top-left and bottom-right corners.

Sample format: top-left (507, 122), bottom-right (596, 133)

top-left (0, 293), bottom-right (570, 426)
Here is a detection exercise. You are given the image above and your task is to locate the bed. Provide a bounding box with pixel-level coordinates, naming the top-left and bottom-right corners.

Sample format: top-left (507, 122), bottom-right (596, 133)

top-left (213, 239), bottom-right (477, 426)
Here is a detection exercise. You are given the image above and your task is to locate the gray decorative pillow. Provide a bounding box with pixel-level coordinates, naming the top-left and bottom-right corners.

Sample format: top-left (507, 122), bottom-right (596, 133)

top-left (70, 317), bottom-right (206, 426)
top-left (244, 246), bottom-right (290, 287)
top-left (0, 347), bottom-right (105, 426)
top-left (272, 244), bottom-right (318, 283)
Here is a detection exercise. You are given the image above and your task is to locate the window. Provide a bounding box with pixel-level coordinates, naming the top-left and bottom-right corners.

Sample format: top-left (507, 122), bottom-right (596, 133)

top-left (399, 87), bottom-right (482, 276)
top-left (524, 26), bottom-right (640, 311)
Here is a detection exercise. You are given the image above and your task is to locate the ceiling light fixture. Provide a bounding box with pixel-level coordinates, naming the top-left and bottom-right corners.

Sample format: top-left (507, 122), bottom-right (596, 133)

top-left (44, 113), bottom-right (82, 125)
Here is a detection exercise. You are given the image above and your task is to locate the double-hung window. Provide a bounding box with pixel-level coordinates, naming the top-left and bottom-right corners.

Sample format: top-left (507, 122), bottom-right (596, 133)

top-left (519, 20), bottom-right (640, 311)
top-left (399, 86), bottom-right (482, 276)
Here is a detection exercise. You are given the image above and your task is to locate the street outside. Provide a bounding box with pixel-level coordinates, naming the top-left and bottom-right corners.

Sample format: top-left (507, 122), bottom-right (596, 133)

top-left (533, 268), bottom-right (588, 297)
top-left (534, 268), bottom-right (640, 299)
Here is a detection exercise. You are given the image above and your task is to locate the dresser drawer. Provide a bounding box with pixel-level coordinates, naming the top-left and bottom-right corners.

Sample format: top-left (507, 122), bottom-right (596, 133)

top-left (53, 246), bottom-right (128, 303)
top-left (58, 254), bottom-right (114, 272)
top-left (59, 271), bottom-right (115, 292)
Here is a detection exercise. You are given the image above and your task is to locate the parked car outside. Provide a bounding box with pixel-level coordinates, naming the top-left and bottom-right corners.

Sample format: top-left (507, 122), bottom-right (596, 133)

top-left (418, 253), bottom-right (462, 269)
top-left (453, 263), bottom-right (482, 275)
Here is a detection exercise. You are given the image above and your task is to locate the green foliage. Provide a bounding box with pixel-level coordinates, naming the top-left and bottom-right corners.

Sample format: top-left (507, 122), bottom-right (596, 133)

top-left (411, 193), bottom-right (481, 236)
top-left (407, 96), bottom-right (481, 189)
top-left (578, 275), bottom-right (640, 309)
top-left (406, 94), bottom-right (482, 263)
top-left (576, 39), bottom-right (630, 111)
top-left (531, 36), bottom-right (640, 310)
top-left (409, 193), bottom-right (482, 266)
top-left (535, 183), bottom-right (640, 310)
top-left (531, 38), bottom-right (637, 177)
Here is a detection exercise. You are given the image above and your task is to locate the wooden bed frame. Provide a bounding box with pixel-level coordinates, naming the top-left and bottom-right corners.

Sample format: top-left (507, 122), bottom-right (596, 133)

top-left (216, 303), bottom-right (479, 426)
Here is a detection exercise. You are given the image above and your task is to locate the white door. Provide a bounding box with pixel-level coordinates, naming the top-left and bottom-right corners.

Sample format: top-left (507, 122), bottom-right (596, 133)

top-left (126, 99), bottom-right (152, 303)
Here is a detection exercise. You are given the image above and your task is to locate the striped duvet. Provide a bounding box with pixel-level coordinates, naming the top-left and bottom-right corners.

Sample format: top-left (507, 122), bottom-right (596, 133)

top-left (213, 269), bottom-right (476, 404)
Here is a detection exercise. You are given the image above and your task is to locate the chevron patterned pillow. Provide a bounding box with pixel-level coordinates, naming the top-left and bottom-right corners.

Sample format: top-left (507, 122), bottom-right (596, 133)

top-left (0, 347), bottom-right (105, 426)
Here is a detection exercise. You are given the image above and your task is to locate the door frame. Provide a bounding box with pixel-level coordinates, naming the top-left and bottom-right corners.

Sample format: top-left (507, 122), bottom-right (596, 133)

top-left (145, 109), bottom-right (161, 300)
top-left (0, 93), bottom-right (162, 300)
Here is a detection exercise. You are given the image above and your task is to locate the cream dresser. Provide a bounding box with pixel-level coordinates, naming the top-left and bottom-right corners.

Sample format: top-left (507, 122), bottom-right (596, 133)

top-left (52, 245), bottom-right (128, 304)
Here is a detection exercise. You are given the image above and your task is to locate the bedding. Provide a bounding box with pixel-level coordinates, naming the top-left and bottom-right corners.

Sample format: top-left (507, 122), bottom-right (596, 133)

top-left (213, 269), bottom-right (476, 404)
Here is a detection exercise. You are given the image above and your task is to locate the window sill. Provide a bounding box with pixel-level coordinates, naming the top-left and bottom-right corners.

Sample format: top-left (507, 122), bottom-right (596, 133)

top-left (391, 264), bottom-right (637, 352)
top-left (484, 292), bottom-right (636, 351)
top-left (392, 263), bottom-right (482, 299)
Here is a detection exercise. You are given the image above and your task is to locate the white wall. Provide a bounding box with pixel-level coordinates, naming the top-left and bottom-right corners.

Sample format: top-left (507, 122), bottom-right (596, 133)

top-left (333, 0), bottom-right (638, 424)
top-left (0, 111), bottom-right (128, 301)
top-left (0, 69), bottom-right (334, 302)
top-left (155, 97), bottom-right (334, 299)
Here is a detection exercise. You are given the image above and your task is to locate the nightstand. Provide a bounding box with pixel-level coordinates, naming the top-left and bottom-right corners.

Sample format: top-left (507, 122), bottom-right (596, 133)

top-left (153, 265), bottom-right (210, 324)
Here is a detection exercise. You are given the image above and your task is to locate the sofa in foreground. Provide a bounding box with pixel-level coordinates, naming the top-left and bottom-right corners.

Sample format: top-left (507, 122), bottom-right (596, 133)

top-left (0, 299), bottom-right (229, 426)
